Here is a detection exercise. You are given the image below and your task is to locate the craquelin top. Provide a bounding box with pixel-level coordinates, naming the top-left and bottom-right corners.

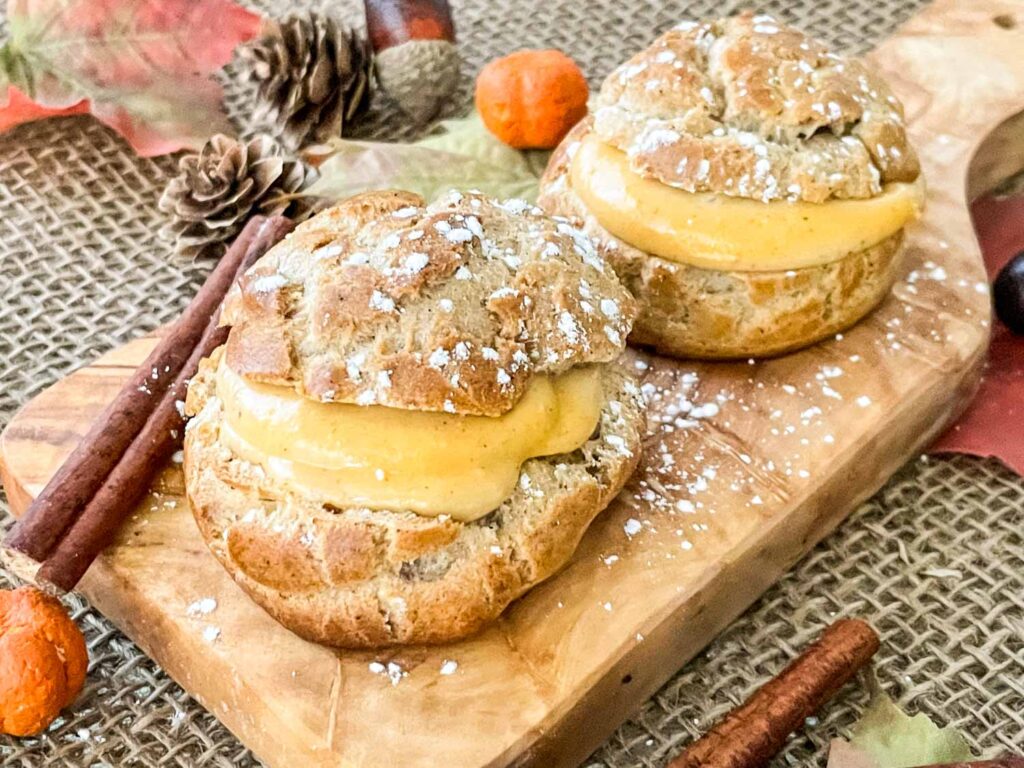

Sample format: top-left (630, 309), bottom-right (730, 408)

top-left (221, 189), bottom-right (637, 416)
top-left (593, 12), bottom-right (921, 203)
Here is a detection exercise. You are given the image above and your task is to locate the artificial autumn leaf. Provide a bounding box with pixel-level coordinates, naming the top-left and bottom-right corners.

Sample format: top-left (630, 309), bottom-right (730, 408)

top-left (301, 112), bottom-right (551, 204)
top-left (0, 0), bottom-right (263, 156)
top-left (930, 193), bottom-right (1024, 475)
top-left (0, 85), bottom-right (88, 132)
top-left (826, 693), bottom-right (974, 768)
top-left (416, 113), bottom-right (551, 180)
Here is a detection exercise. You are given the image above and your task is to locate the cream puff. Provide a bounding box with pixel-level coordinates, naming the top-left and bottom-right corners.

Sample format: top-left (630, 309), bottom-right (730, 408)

top-left (183, 190), bottom-right (644, 647)
top-left (539, 12), bottom-right (924, 358)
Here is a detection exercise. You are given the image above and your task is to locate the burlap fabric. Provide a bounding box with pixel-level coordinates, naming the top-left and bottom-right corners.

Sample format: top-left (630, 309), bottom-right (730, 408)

top-left (1, 1), bottom-right (1021, 766)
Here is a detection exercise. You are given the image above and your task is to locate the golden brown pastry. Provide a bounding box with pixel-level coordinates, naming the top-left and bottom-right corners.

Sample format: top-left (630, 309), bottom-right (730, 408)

top-left (184, 190), bottom-right (645, 648)
top-left (539, 13), bottom-right (924, 358)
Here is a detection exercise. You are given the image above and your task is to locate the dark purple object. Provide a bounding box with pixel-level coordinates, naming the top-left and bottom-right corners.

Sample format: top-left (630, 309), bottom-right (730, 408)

top-left (993, 251), bottom-right (1024, 335)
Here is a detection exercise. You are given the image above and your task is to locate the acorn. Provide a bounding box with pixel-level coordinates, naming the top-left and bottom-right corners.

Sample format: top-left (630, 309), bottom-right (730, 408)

top-left (993, 251), bottom-right (1024, 335)
top-left (364, 0), bottom-right (459, 124)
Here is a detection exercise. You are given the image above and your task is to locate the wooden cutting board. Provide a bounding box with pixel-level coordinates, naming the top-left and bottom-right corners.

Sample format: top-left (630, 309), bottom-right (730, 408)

top-left (2, 1), bottom-right (1022, 765)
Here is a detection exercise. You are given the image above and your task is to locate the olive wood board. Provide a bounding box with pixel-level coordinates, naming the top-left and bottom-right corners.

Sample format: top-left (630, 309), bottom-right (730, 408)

top-left (2, 1), bottom-right (1021, 765)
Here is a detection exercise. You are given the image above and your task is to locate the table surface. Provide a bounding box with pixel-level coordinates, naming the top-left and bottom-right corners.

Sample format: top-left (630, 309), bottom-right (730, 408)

top-left (1, 1), bottom-right (1022, 767)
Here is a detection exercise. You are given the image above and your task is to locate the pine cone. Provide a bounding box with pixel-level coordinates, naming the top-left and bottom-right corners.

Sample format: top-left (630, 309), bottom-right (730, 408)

top-left (159, 134), bottom-right (314, 259)
top-left (242, 13), bottom-right (373, 150)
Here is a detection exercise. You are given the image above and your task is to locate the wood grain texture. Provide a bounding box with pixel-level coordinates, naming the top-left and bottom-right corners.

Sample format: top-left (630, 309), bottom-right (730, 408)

top-left (1, 1), bottom-right (1022, 765)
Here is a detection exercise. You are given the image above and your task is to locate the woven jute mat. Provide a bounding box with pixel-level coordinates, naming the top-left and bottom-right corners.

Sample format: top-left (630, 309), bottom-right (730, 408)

top-left (1, 1), bottom-right (1022, 766)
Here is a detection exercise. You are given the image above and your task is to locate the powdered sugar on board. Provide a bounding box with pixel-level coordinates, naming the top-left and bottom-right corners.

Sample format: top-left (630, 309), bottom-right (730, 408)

top-left (599, 349), bottom-right (868, 570)
top-left (930, 194), bottom-right (1024, 474)
top-left (569, 220), bottom-right (991, 585)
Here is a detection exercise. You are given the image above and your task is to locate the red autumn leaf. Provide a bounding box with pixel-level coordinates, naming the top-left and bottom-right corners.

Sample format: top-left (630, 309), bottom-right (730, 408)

top-left (0, 0), bottom-right (262, 156)
top-left (930, 193), bottom-right (1024, 474)
top-left (0, 85), bottom-right (89, 132)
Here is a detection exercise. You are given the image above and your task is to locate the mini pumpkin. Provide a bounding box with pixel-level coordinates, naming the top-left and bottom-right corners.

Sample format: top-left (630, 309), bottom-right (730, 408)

top-left (475, 49), bottom-right (589, 149)
top-left (0, 587), bottom-right (88, 737)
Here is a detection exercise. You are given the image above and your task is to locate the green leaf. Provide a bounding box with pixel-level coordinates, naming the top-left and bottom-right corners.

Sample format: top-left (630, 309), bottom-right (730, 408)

top-left (827, 693), bottom-right (974, 768)
top-left (418, 113), bottom-right (552, 181)
top-left (302, 113), bottom-right (551, 204)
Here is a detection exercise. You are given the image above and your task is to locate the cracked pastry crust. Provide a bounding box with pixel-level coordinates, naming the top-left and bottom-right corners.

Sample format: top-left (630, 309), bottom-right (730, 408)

top-left (221, 189), bottom-right (636, 417)
top-left (183, 350), bottom-right (644, 648)
top-left (592, 12), bottom-right (919, 204)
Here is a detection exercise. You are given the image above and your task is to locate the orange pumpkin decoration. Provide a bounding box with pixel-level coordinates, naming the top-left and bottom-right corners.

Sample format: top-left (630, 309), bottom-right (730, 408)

top-left (0, 586), bottom-right (88, 737)
top-left (475, 49), bottom-right (589, 150)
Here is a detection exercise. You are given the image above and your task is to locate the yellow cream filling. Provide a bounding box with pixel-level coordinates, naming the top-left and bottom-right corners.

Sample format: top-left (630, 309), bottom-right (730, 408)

top-left (571, 134), bottom-right (925, 272)
top-left (215, 360), bottom-right (603, 521)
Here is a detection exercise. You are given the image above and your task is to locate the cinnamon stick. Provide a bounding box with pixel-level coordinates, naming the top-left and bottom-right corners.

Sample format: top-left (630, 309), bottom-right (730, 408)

top-left (668, 619), bottom-right (880, 768)
top-left (4, 217), bottom-right (266, 563)
top-left (35, 215), bottom-right (295, 594)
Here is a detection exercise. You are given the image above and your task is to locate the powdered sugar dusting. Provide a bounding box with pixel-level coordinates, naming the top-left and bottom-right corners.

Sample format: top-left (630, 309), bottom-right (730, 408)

top-left (250, 274), bottom-right (287, 293)
top-left (369, 661), bottom-right (407, 686)
top-left (187, 598), bottom-right (217, 617)
top-left (369, 290), bottom-right (396, 313)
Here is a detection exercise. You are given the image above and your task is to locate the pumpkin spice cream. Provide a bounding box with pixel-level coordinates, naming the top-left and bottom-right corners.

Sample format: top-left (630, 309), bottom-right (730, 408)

top-left (571, 134), bottom-right (925, 273)
top-left (183, 189), bottom-right (646, 648)
top-left (216, 357), bottom-right (603, 521)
